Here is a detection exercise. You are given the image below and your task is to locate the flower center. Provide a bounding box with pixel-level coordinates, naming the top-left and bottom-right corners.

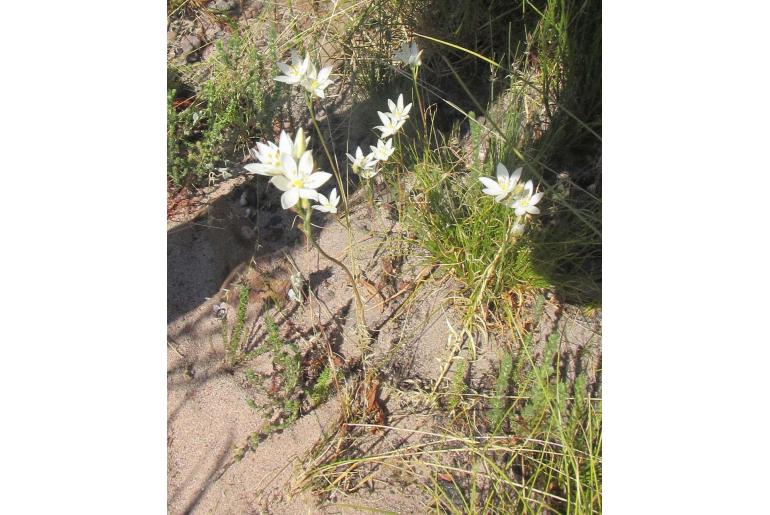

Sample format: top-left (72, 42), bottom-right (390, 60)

top-left (291, 177), bottom-right (305, 188)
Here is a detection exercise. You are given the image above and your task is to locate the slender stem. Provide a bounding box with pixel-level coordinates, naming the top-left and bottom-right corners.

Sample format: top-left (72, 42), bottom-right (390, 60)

top-left (306, 96), bottom-right (350, 216)
top-left (302, 208), bottom-right (366, 335)
top-left (411, 66), bottom-right (427, 141)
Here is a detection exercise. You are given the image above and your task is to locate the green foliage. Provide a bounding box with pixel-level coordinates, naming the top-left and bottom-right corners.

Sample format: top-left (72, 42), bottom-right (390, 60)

top-left (309, 365), bottom-right (334, 407)
top-left (239, 314), bottom-right (303, 456)
top-left (225, 284), bottom-right (250, 365)
top-left (404, 152), bottom-right (549, 310)
top-left (264, 315), bottom-right (301, 399)
top-left (167, 28), bottom-right (283, 189)
top-left (500, 330), bottom-right (601, 514)
top-left (387, 0), bottom-right (602, 306)
top-left (489, 352), bottom-right (513, 432)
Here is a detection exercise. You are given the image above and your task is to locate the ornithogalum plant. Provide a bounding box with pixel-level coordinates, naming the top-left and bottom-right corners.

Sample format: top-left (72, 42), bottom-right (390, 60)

top-left (479, 162), bottom-right (544, 237)
top-left (245, 47), bottom-right (431, 344)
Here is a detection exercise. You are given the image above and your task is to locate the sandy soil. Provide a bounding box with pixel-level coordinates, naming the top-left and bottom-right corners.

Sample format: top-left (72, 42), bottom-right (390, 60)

top-left (167, 173), bottom-right (601, 514)
top-left (167, 178), bottom-right (468, 513)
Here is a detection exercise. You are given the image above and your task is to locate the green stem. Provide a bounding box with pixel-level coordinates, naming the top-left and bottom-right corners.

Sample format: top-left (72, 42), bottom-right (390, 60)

top-left (306, 96), bottom-right (349, 215)
top-left (301, 206), bottom-right (367, 336)
top-left (411, 66), bottom-right (427, 142)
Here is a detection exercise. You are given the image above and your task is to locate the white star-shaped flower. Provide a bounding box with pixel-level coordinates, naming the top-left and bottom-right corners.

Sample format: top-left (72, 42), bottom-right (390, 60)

top-left (479, 163), bottom-right (522, 203)
top-left (374, 111), bottom-right (405, 138)
top-left (244, 141), bottom-right (283, 176)
top-left (370, 138), bottom-right (394, 162)
top-left (386, 94), bottom-right (412, 123)
top-left (346, 146), bottom-right (378, 176)
top-left (269, 151), bottom-right (331, 210)
top-left (394, 41), bottom-right (422, 68)
top-left (274, 50), bottom-right (310, 85)
top-left (510, 180), bottom-right (544, 216)
top-left (301, 61), bottom-right (334, 99)
top-left (312, 188), bottom-right (340, 214)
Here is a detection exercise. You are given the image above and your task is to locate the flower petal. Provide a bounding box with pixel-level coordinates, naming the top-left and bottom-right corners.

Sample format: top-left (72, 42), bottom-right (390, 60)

top-left (281, 154), bottom-right (298, 176)
top-left (496, 163), bottom-right (509, 183)
top-left (281, 188), bottom-right (300, 209)
top-left (276, 61), bottom-right (293, 75)
top-left (479, 176), bottom-right (501, 193)
top-left (318, 66), bottom-right (332, 82)
top-left (511, 167), bottom-right (522, 183)
top-left (298, 188), bottom-right (320, 201)
top-left (523, 180), bottom-right (534, 196)
top-left (298, 150), bottom-right (314, 176)
top-left (304, 171), bottom-right (332, 189)
top-left (279, 131), bottom-right (293, 156)
top-left (526, 205), bottom-right (540, 215)
top-left (270, 175), bottom-right (291, 191)
top-left (244, 163), bottom-right (280, 176)
top-left (274, 75), bottom-right (298, 84)
top-left (530, 192), bottom-right (544, 205)
top-left (293, 128), bottom-right (306, 158)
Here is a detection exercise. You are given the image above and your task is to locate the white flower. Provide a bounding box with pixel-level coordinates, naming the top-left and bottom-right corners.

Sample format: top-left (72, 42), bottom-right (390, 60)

top-left (274, 50), bottom-right (310, 85)
top-left (301, 61), bottom-right (334, 99)
top-left (370, 138), bottom-right (394, 162)
top-left (269, 151), bottom-right (331, 210)
top-left (387, 94), bottom-right (412, 123)
top-left (278, 128), bottom-right (308, 160)
top-left (510, 180), bottom-right (544, 216)
top-left (244, 141), bottom-right (283, 176)
top-left (479, 163), bottom-right (522, 203)
top-left (374, 111), bottom-right (405, 138)
top-left (359, 166), bottom-right (378, 179)
top-left (245, 129), bottom-right (310, 176)
top-left (313, 188), bottom-right (340, 214)
top-left (346, 146), bottom-right (377, 175)
top-left (394, 41), bottom-right (422, 68)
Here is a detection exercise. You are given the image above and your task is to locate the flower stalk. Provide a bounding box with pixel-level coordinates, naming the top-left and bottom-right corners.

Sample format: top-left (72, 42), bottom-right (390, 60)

top-left (299, 202), bottom-right (367, 339)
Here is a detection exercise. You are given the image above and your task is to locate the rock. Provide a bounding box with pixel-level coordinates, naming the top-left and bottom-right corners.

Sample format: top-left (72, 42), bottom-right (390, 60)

top-left (213, 0), bottom-right (236, 11)
top-left (179, 34), bottom-right (201, 54)
top-left (167, 31), bottom-right (177, 43)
